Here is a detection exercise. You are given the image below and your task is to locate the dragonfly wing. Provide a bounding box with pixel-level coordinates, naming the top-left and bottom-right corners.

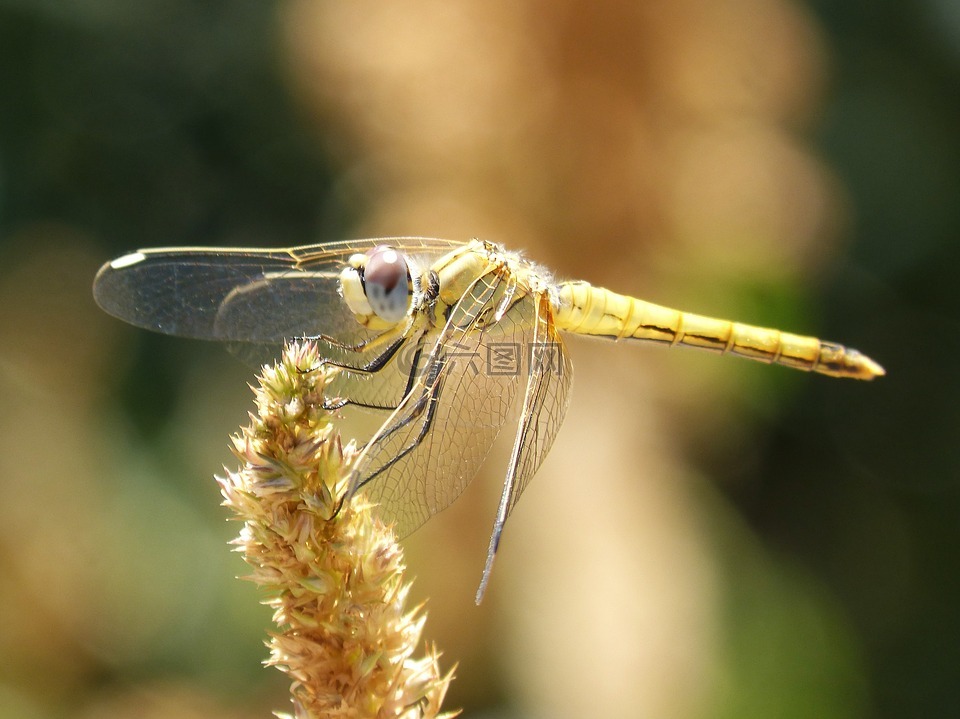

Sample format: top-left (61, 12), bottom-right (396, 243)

top-left (95, 246), bottom-right (345, 341)
top-left (92, 237), bottom-right (463, 343)
top-left (348, 270), bottom-right (533, 538)
top-left (503, 294), bottom-right (574, 516)
top-left (214, 264), bottom-right (361, 344)
top-left (476, 291), bottom-right (573, 602)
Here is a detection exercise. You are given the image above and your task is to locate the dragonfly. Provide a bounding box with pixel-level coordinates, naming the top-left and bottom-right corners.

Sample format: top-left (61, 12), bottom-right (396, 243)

top-left (93, 237), bottom-right (884, 602)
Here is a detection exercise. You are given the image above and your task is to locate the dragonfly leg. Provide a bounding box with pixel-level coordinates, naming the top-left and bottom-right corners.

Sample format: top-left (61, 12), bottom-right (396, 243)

top-left (323, 331), bottom-right (432, 412)
top-left (328, 346), bottom-right (443, 524)
top-left (301, 326), bottom-right (410, 374)
top-left (289, 330), bottom-right (414, 411)
top-left (328, 492), bottom-right (348, 520)
top-left (349, 354), bottom-right (446, 493)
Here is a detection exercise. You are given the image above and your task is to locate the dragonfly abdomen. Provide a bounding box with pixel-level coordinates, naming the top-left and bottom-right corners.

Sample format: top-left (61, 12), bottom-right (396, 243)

top-left (555, 281), bottom-right (884, 380)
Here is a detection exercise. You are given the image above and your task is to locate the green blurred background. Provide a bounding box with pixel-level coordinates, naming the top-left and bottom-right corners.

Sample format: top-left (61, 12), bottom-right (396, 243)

top-left (0, 1), bottom-right (957, 718)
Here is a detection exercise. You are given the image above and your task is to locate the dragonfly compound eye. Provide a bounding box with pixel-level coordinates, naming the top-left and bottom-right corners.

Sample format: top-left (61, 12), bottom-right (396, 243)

top-left (362, 246), bottom-right (412, 323)
top-left (339, 246), bottom-right (412, 326)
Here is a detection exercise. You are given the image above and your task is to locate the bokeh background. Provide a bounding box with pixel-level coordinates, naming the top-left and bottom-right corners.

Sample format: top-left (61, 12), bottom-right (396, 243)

top-left (1, 1), bottom-right (957, 717)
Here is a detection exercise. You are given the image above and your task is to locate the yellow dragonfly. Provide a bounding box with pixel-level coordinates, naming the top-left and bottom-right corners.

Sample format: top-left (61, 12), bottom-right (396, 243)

top-left (93, 238), bottom-right (884, 601)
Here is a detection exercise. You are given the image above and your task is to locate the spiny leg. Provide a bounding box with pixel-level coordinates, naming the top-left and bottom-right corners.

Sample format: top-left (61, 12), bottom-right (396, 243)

top-left (352, 353), bottom-right (448, 492)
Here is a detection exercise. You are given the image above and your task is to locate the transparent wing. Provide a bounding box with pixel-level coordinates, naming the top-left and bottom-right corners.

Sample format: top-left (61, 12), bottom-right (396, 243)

top-left (476, 291), bottom-right (573, 602)
top-left (92, 237), bottom-right (463, 343)
top-left (349, 269), bottom-right (535, 537)
top-left (503, 293), bottom-right (574, 517)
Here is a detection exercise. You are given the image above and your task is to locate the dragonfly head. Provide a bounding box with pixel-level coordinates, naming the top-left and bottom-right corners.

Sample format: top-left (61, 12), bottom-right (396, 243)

top-left (339, 245), bottom-right (414, 329)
